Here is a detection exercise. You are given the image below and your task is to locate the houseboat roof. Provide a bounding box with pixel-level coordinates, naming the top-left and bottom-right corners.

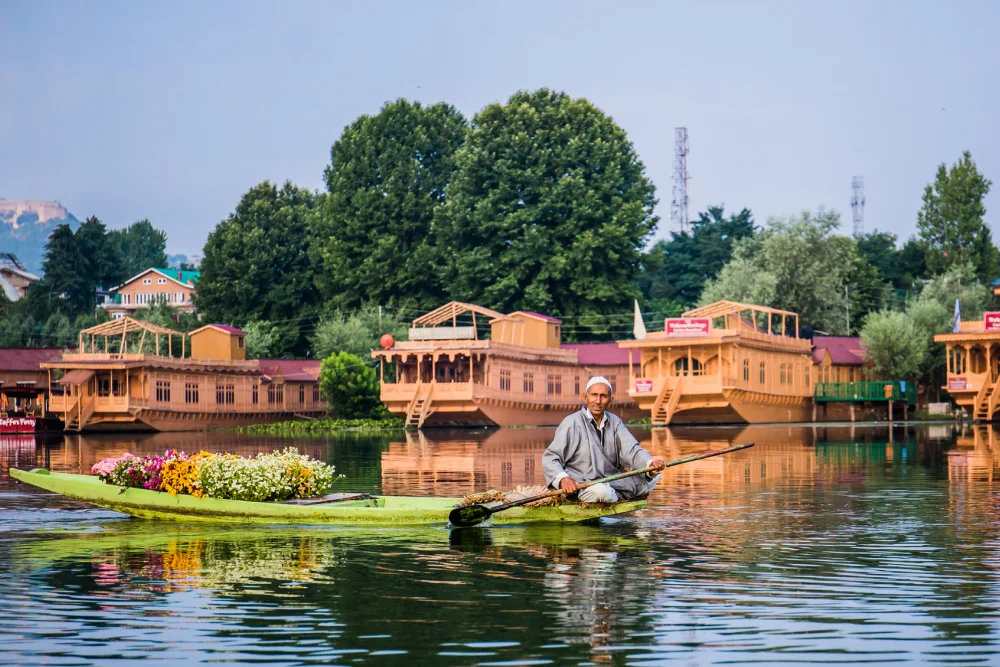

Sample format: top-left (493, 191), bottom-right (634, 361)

top-left (508, 311), bottom-right (562, 323)
top-left (412, 302), bottom-right (503, 327)
top-left (561, 342), bottom-right (639, 365)
top-left (684, 300), bottom-right (799, 319)
top-left (812, 336), bottom-right (866, 365)
top-left (82, 316), bottom-right (178, 337)
top-left (0, 348), bottom-right (65, 372)
top-left (189, 324), bottom-right (246, 336)
top-left (259, 360), bottom-right (321, 382)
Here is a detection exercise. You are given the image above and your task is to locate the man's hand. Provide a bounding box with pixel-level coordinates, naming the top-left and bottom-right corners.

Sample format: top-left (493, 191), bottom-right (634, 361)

top-left (649, 458), bottom-right (667, 471)
top-left (559, 477), bottom-right (579, 494)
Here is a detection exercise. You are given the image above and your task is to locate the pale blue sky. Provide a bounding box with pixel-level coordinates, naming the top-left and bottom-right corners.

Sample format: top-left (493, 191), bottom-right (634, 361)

top-left (1, 0), bottom-right (997, 256)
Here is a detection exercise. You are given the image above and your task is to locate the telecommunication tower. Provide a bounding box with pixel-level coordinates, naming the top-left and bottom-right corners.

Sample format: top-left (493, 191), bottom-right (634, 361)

top-left (851, 175), bottom-right (865, 237)
top-left (671, 127), bottom-right (690, 233)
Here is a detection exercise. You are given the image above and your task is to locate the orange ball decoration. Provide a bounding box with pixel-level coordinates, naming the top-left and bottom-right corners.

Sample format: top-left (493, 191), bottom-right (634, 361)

top-left (380, 334), bottom-right (395, 350)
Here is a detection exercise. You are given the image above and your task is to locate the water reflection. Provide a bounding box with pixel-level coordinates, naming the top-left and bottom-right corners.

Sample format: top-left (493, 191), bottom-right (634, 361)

top-left (3, 422), bottom-right (1000, 665)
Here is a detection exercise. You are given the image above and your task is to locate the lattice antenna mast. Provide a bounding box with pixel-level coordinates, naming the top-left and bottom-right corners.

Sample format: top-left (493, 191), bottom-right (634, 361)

top-left (671, 127), bottom-right (690, 233)
top-left (851, 175), bottom-right (865, 237)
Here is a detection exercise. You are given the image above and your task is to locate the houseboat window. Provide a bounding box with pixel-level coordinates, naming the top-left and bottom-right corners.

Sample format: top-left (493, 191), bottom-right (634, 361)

top-left (158, 278), bottom-right (167, 284)
top-left (779, 365), bottom-right (785, 385)
top-left (970, 346), bottom-right (986, 374)
top-left (500, 370), bottom-right (511, 391)
top-left (312, 384), bottom-right (320, 402)
top-left (216, 383), bottom-right (235, 405)
top-left (268, 384), bottom-right (284, 404)
top-left (523, 372), bottom-right (534, 394)
top-left (155, 380), bottom-right (171, 402)
top-left (743, 359), bottom-right (749, 382)
top-left (674, 358), bottom-right (702, 376)
top-left (574, 376), bottom-right (580, 394)
top-left (804, 366), bottom-right (811, 387)
top-left (299, 384), bottom-right (305, 403)
top-left (143, 278), bottom-right (152, 285)
top-left (98, 378), bottom-right (110, 397)
top-left (185, 382), bottom-right (199, 404)
top-left (548, 374), bottom-right (562, 395)
top-left (253, 384), bottom-right (259, 404)
top-left (238, 336), bottom-right (246, 350)
top-left (759, 362), bottom-right (766, 385)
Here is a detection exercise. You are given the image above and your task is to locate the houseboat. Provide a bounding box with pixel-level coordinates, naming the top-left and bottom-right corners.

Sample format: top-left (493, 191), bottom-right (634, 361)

top-left (41, 318), bottom-right (326, 432)
top-left (935, 312), bottom-right (1000, 421)
top-left (0, 348), bottom-right (65, 432)
top-left (372, 301), bottom-right (642, 428)
top-left (618, 300), bottom-right (815, 425)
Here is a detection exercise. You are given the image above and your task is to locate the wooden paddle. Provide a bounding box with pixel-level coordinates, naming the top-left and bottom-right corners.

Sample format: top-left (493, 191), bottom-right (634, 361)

top-left (448, 441), bottom-right (755, 527)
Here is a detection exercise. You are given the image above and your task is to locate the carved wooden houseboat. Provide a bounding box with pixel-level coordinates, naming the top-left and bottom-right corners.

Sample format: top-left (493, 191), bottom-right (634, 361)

top-left (619, 300), bottom-right (815, 425)
top-left (42, 318), bottom-right (326, 432)
top-left (372, 302), bottom-right (642, 427)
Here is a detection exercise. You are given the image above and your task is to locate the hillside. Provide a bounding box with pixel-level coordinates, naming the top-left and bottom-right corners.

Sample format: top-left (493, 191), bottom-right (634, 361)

top-left (0, 199), bottom-right (80, 274)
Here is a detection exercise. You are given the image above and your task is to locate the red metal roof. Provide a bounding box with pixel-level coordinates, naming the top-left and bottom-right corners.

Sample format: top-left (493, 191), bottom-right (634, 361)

top-left (259, 359), bottom-right (321, 382)
top-left (561, 342), bottom-right (639, 366)
top-left (0, 348), bottom-right (66, 371)
top-left (511, 311), bottom-right (562, 323)
top-left (189, 324), bottom-right (246, 336)
top-left (812, 336), bottom-right (866, 366)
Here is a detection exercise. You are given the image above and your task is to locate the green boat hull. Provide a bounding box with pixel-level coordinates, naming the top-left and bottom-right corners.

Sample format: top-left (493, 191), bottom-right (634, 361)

top-left (9, 468), bottom-right (646, 526)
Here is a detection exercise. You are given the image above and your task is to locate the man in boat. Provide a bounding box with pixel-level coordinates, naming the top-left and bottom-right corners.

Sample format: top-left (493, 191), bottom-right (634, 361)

top-left (543, 376), bottom-right (666, 502)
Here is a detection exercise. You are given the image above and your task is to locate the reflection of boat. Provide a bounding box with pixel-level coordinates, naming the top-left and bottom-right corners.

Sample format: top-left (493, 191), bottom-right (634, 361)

top-left (10, 468), bottom-right (646, 526)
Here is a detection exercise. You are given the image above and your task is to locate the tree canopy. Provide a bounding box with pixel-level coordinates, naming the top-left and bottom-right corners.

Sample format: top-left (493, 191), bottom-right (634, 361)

top-left (196, 181), bottom-right (321, 356)
top-left (311, 99), bottom-right (468, 312)
top-left (640, 205), bottom-right (756, 309)
top-left (860, 310), bottom-right (927, 380)
top-left (917, 151), bottom-right (996, 283)
top-left (110, 219), bottom-right (169, 279)
top-left (435, 89), bottom-right (658, 338)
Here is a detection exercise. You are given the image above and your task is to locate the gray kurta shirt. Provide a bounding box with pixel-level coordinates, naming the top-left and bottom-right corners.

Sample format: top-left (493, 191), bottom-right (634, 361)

top-left (542, 407), bottom-right (655, 500)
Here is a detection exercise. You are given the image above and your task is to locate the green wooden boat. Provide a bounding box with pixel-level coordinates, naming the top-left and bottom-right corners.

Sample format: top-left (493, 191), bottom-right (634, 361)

top-left (9, 468), bottom-right (646, 526)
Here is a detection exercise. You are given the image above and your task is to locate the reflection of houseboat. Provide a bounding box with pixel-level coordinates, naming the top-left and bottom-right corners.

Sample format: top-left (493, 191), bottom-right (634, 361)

top-left (372, 302), bottom-right (641, 428)
top-left (0, 348), bottom-right (65, 432)
top-left (41, 318), bottom-right (326, 432)
top-left (620, 301), bottom-right (815, 425)
top-left (935, 314), bottom-right (1000, 421)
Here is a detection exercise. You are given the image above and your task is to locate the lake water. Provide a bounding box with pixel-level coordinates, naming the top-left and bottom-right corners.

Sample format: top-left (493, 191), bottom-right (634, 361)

top-left (1, 422), bottom-right (999, 666)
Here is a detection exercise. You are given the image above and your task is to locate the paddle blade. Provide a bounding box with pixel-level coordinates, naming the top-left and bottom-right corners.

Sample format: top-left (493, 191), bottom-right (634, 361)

top-left (449, 504), bottom-right (492, 528)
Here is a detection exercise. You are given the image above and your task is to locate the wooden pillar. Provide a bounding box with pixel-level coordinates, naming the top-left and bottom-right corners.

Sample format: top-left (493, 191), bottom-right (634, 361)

top-left (718, 343), bottom-right (723, 379)
top-left (658, 347), bottom-right (662, 378)
top-left (628, 350), bottom-right (633, 383)
top-left (687, 346), bottom-right (692, 377)
top-left (812, 402), bottom-right (817, 422)
top-left (469, 353), bottom-right (473, 382)
top-left (379, 356), bottom-right (384, 382)
top-left (850, 403), bottom-right (856, 422)
top-left (472, 312), bottom-right (478, 340)
top-left (431, 354), bottom-right (436, 383)
top-left (889, 399), bottom-right (894, 422)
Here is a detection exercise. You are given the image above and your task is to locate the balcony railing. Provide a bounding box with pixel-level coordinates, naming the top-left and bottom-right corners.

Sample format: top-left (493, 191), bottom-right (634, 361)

top-left (814, 381), bottom-right (916, 404)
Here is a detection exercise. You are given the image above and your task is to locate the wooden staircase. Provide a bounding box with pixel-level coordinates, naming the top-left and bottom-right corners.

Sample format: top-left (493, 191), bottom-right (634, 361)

top-left (64, 395), bottom-right (95, 432)
top-left (975, 377), bottom-right (1000, 421)
top-left (651, 379), bottom-right (683, 426)
top-left (405, 383), bottom-right (434, 429)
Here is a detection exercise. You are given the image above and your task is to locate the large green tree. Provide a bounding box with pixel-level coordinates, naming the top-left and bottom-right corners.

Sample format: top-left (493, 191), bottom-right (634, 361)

top-left (196, 181), bottom-right (320, 355)
top-left (435, 89), bottom-right (658, 337)
top-left (860, 310), bottom-right (927, 380)
top-left (41, 223), bottom-right (93, 316)
top-left (110, 219), bottom-right (169, 279)
top-left (311, 99), bottom-right (467, 312)
top-left (917, 151), bottom-right (996, 282)
top-left (640, 205), bottom-right (756, 309)
top-left (700, 209), bottom-right (882, 334)
top-left (75, 216), bottom-right (124, 289)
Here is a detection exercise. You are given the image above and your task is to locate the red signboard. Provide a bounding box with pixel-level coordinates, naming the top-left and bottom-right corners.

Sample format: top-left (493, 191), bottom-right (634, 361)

top-left (948, 377), bottom-right (968, 391)
top-left (985, 312), bottom-right (1000, 332)
top-left (665, 318), bottom-right (711, 337)
top-left (634, 379), bottom-right (653, 393)
top-left (0, 417), bottom-right (36, 434)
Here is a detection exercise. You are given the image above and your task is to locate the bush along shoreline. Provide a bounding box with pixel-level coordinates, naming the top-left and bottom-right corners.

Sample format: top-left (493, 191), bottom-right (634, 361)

top-left (231, 417), bottom-right (406, 435)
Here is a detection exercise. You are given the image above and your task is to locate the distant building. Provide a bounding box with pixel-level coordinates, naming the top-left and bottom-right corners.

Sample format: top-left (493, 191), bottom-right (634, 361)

top-left (0, 253), bottom-right (41, 302)
top-left (0, 200), bottom-right (69, 227)
top-left (103, 267), bottom-right (200, 319)
top-left (811, 336), bottom-right (869, 383)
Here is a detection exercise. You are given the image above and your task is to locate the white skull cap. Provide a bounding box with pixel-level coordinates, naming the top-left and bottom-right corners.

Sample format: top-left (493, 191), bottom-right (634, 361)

top-left (585, 376), bottom-right (612, 393)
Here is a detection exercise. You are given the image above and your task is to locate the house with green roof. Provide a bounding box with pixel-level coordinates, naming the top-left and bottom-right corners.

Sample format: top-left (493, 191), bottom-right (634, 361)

top-left (103, 267), bottom-right (200, 319)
